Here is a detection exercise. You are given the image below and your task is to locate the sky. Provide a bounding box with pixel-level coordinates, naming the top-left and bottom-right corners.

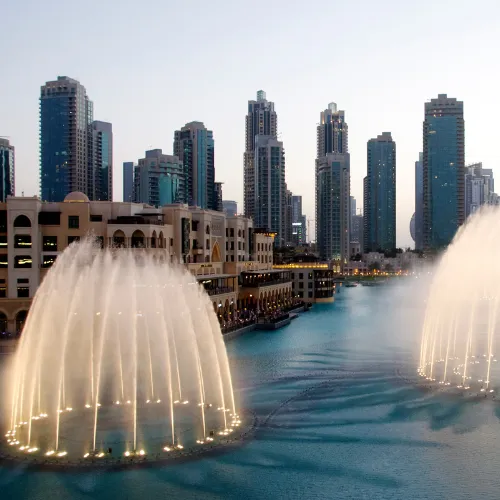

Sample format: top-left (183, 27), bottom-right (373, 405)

top-left (1, 0), bottom-right (499, 248)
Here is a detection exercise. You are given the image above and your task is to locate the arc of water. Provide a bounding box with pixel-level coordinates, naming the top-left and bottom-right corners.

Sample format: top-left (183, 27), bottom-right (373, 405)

top-left (462, 296), bottom-right (478, 386)
top-left (486, 298), bottom-right (499, 389)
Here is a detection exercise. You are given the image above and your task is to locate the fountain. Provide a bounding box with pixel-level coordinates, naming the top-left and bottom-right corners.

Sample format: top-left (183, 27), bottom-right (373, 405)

top-left (2, 239), bottom-right (249, 467)
top-left (419, 207), bottom-right (500, 395)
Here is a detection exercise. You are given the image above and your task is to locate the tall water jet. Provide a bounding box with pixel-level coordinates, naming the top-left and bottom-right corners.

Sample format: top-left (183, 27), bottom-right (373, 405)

top-left (419, 207), bottom-right (500, 392)
top-left (4, 239), bottom-right (241, 460)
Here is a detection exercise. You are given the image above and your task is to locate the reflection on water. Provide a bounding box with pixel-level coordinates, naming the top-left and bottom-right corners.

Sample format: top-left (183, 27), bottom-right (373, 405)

top-left (2, 281), bottom-right (500, 499)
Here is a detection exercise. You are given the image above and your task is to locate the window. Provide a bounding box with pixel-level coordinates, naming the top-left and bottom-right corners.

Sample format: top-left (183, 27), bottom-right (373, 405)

top-left (308, 282), bottom-right (313, 289)
top-left (192, 220), bottom-right (199, 231)
top-left (291, 273), bottom-right (295, 279)
top-left (206, 225), bottom-right (210, 235)
top-left (298, 291), bottom-right (304, 298)
top-left (0, 254), bottom-right (7, 268)
top-left (14, 235), bottom-right (32, 248)
top-left (225, 242), bottom-right (228, 251)
top-left (225, 228), bottom-right (228, 237)
top-left (90, 214), bottom-right (103, 222)
top-left (299, 282), bottom-right (303, 289)
top-left (68, 215), bottom-right (79, 229)
top-left (0, 286), bottom-right (5, 298)
top-left (94, 236), bottom-right (104, 249)
top-left (230, 228), bottom-right (234, 237)
top-left (13, 215), bottom-right (31, 228)
top-left (299, 273), bottom-right (304, 279)
top-left (170, 238), bottom-right (173, 247)
top-left (68, 236), bottom-right (80, 245)
top-left (0, 210), bottom-right (7, 232)
top-left (14, 256), bottom-right (32, 268)
top-left (206, 239), bottom-right (210, 250)
top-left (308, 273), bottom-right (313, 279)
top-left (17, 287), bottom-right (30, 298)
top-left (43, 236), bottom-right (57, 251)
top-left (238, 242), bottom-right (241, 250)
top-left (17, 278), bottom-right (29, 284)
top-left (42, 255), bottom-right (57, 268)
top-left (38, 212), bottom-right (61, 225)
top-left (308, 291), bottom-right (313, 298)
top-left (230, 242), bottom-right (234, 250)
top-left (0, 235), bottom-right (7, 248)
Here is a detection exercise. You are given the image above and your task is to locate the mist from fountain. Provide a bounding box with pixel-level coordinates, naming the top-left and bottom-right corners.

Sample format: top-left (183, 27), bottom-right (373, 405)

top-left (419, 207), bottom-right (500, 393)
top-left (5, 239), bottom-right (239, 460)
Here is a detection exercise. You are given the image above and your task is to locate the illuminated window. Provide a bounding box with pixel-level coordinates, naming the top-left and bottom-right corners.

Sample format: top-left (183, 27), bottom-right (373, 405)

top-left (14, 234), bottom-right (32, 248)
top-left (43, 236), bottom-right (57, 251)
top-left (14, 256), bottom-right (32, 268)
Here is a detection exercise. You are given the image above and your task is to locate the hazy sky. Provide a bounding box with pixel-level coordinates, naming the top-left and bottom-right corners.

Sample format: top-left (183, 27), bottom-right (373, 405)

top-left (2, 0), bottom-right (499, 247)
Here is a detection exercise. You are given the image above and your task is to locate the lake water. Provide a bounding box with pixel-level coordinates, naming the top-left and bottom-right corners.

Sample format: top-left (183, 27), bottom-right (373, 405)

top-left (2, 281), bottom-right (500, 499)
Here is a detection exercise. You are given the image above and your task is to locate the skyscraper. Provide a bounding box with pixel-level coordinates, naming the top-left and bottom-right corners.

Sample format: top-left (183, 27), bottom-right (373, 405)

top-left (123, 162), bottom-right (135, 202)
top-left (284, 188), bottom-right (293, 246)
top-left (88, 121), bottom-right (113, 201)
top-left (0, 138), bottom-right (15, 202)
top-left (244, 90), bottom-right (277, 221)
top-left (464, 163), bottom-right (494, 217)
top-left (133, 149), bottom-right (184, 207)
top-left (317, 153), bottom-right (350, 265)
top-left (414, 152), bottom-right (424, 250)
top-left (40, 76), bottom-right (93, 201)
top-left (252, 135), bottom-right (286, 245)
top-left (316, 103), bottom-right (350, 266)
top-left (222, 200), bottom-right (237, 217)
top-left (173, 121), bottom-right (215, 210)
top-left (363, 132), bottom-right (396, 252)
top-left (213, 182), bottom-right (223, 212)
top-left (423, 94), bottom-right (465, 250)
top-left (291, 195), bottom-right (306, 245)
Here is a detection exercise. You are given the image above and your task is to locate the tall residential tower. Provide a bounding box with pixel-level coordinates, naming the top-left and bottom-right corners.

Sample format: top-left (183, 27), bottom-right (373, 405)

top-left (414, 152), bottom-right (424, 250)
top-left (363, 132), bottom-right (396, 252)
top-left (316, 103), bottom-right (350, 267)
top-left (423, 94), bottom-right (465, 250)
top-left (0, 139), bottom-right (15, 202)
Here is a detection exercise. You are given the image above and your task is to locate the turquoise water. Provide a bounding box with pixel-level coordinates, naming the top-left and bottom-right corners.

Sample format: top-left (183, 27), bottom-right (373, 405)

top-left (2, 282), bottom-right (500, 499)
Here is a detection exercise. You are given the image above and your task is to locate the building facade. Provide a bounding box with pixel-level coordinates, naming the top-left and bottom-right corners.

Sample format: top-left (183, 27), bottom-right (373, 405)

top-left (253, 135), bottom-right (286, 246)
top-left (0, 139), bottom-right (15, 202)
top-left (173, 122), bottom-right (215, 210)
top-left (133, 149), bottom-right (184, 207)
top-left (88, 121), bottom-right (113, 201)
top-left (363, 132), bottom-right (396, 252)
top-left (40, 76), bottom-right (94, 202)
top-left (123, 162), bottom-right (134, 202)
top-left (414, 152), bottom-right (424, 250)
top-left (214, 182), bottom-right (223, 212)
top-left (291, 195), bottom-right (306, 245)
top-left (316, 103), bottom-right (350, 266)
top-left (222, 200), bottom-right (237, 217)
top-left (464, 163), bottom-right (495, 218)
top-left (423, 94), bottom-right (465, 250)
top-left (244, 90), bottom-right (277, 221)
top-left (316, 153), bottom-right (350, 269)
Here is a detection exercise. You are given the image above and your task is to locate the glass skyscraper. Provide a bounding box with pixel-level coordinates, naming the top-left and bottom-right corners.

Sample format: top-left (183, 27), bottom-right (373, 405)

top-left (123, 161), bottom-right (135, 202)
top-left (244, 91), bottom-right (277, 221)
top-left (0, 139), bottom-right (15, 202)
top-left (423, 94), bottom-right (465, 250)
top-left (414, 152), bottom-right (424, 250)
top-left (88, 121), bottom-right (113, 201)
top-left (173, 122), bottom-right (215, 210)
top-left (363, 132), bottom-right (396, 252)
top-left (316, 103), bottom-right (350, 266)
top-left (40, 76), bottom-right (93, 201)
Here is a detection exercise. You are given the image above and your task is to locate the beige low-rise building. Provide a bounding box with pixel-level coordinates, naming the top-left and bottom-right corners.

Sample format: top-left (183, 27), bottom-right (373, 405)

top-left (0, 192), bottom-right (286, 334)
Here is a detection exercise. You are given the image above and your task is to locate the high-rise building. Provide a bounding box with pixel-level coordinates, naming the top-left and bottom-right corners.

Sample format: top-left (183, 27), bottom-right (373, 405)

top-left (252, 135), bottom-right (286, 245)
top-left (133, 149), bottom-right (184, 207)
top-left (349, 196), bottom-right (357, 243)
top-left (351, 214), bottom-right (363, 250)
top-left (316, 103), bottom-right (350, 266)
top-left (464, 163), bottom-right (495, 217)
top-left (291, 195), bottom-right (306, 245)
top-left (222, 200), bottom-right (237, 217)
top-left (284, 189), bottom-right (293, 246)
top-left (350, 196), bottom-right (356, 217)
top-left (423, 94), bottom-right (465, 250)
top-left (214, 182), bottom-right (223, 212)
top-left (88, 121), bottom-right (113, 201)
top-left (414, 152), bottom-right (424, 250)
top-left (317, 153), bottom-right (350, 265)
top-left (244, 90), bottom-right (277, 221)
top-left (0, 139), bottom-right (15, 202)
top-left (363, 132), bottom-right (396, 252)
top-left (40, 76), bottom-right (94, 202)
top-left (123, 162), bottom-right (135, 202)
top-left (173, 121), bottom-right (215, 210)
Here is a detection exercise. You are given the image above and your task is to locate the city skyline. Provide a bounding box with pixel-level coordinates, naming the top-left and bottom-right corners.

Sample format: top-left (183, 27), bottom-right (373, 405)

top-left (2, 1), bottom-right (499, 248)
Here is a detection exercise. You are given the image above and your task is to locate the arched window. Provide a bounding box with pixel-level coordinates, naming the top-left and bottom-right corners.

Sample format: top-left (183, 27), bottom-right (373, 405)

top-left (13, 215), bottom-right (31, 228)
top-left (206, 224), bottom-right (210, 235)
top-left (16, 310), bottom-right (28, 335)
top-left (151, 231), bottom-right (157, 248)
top-left (131, 230), bottom-right (145, 248)
top-left (0, 312), bottom-right (7, 333)
top-left (112, 230), bottom-right (126, 248)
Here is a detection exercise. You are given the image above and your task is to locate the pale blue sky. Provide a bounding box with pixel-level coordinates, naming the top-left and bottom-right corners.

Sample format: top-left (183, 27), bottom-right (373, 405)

top-left (1, 0), bottom-right (499, 247)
